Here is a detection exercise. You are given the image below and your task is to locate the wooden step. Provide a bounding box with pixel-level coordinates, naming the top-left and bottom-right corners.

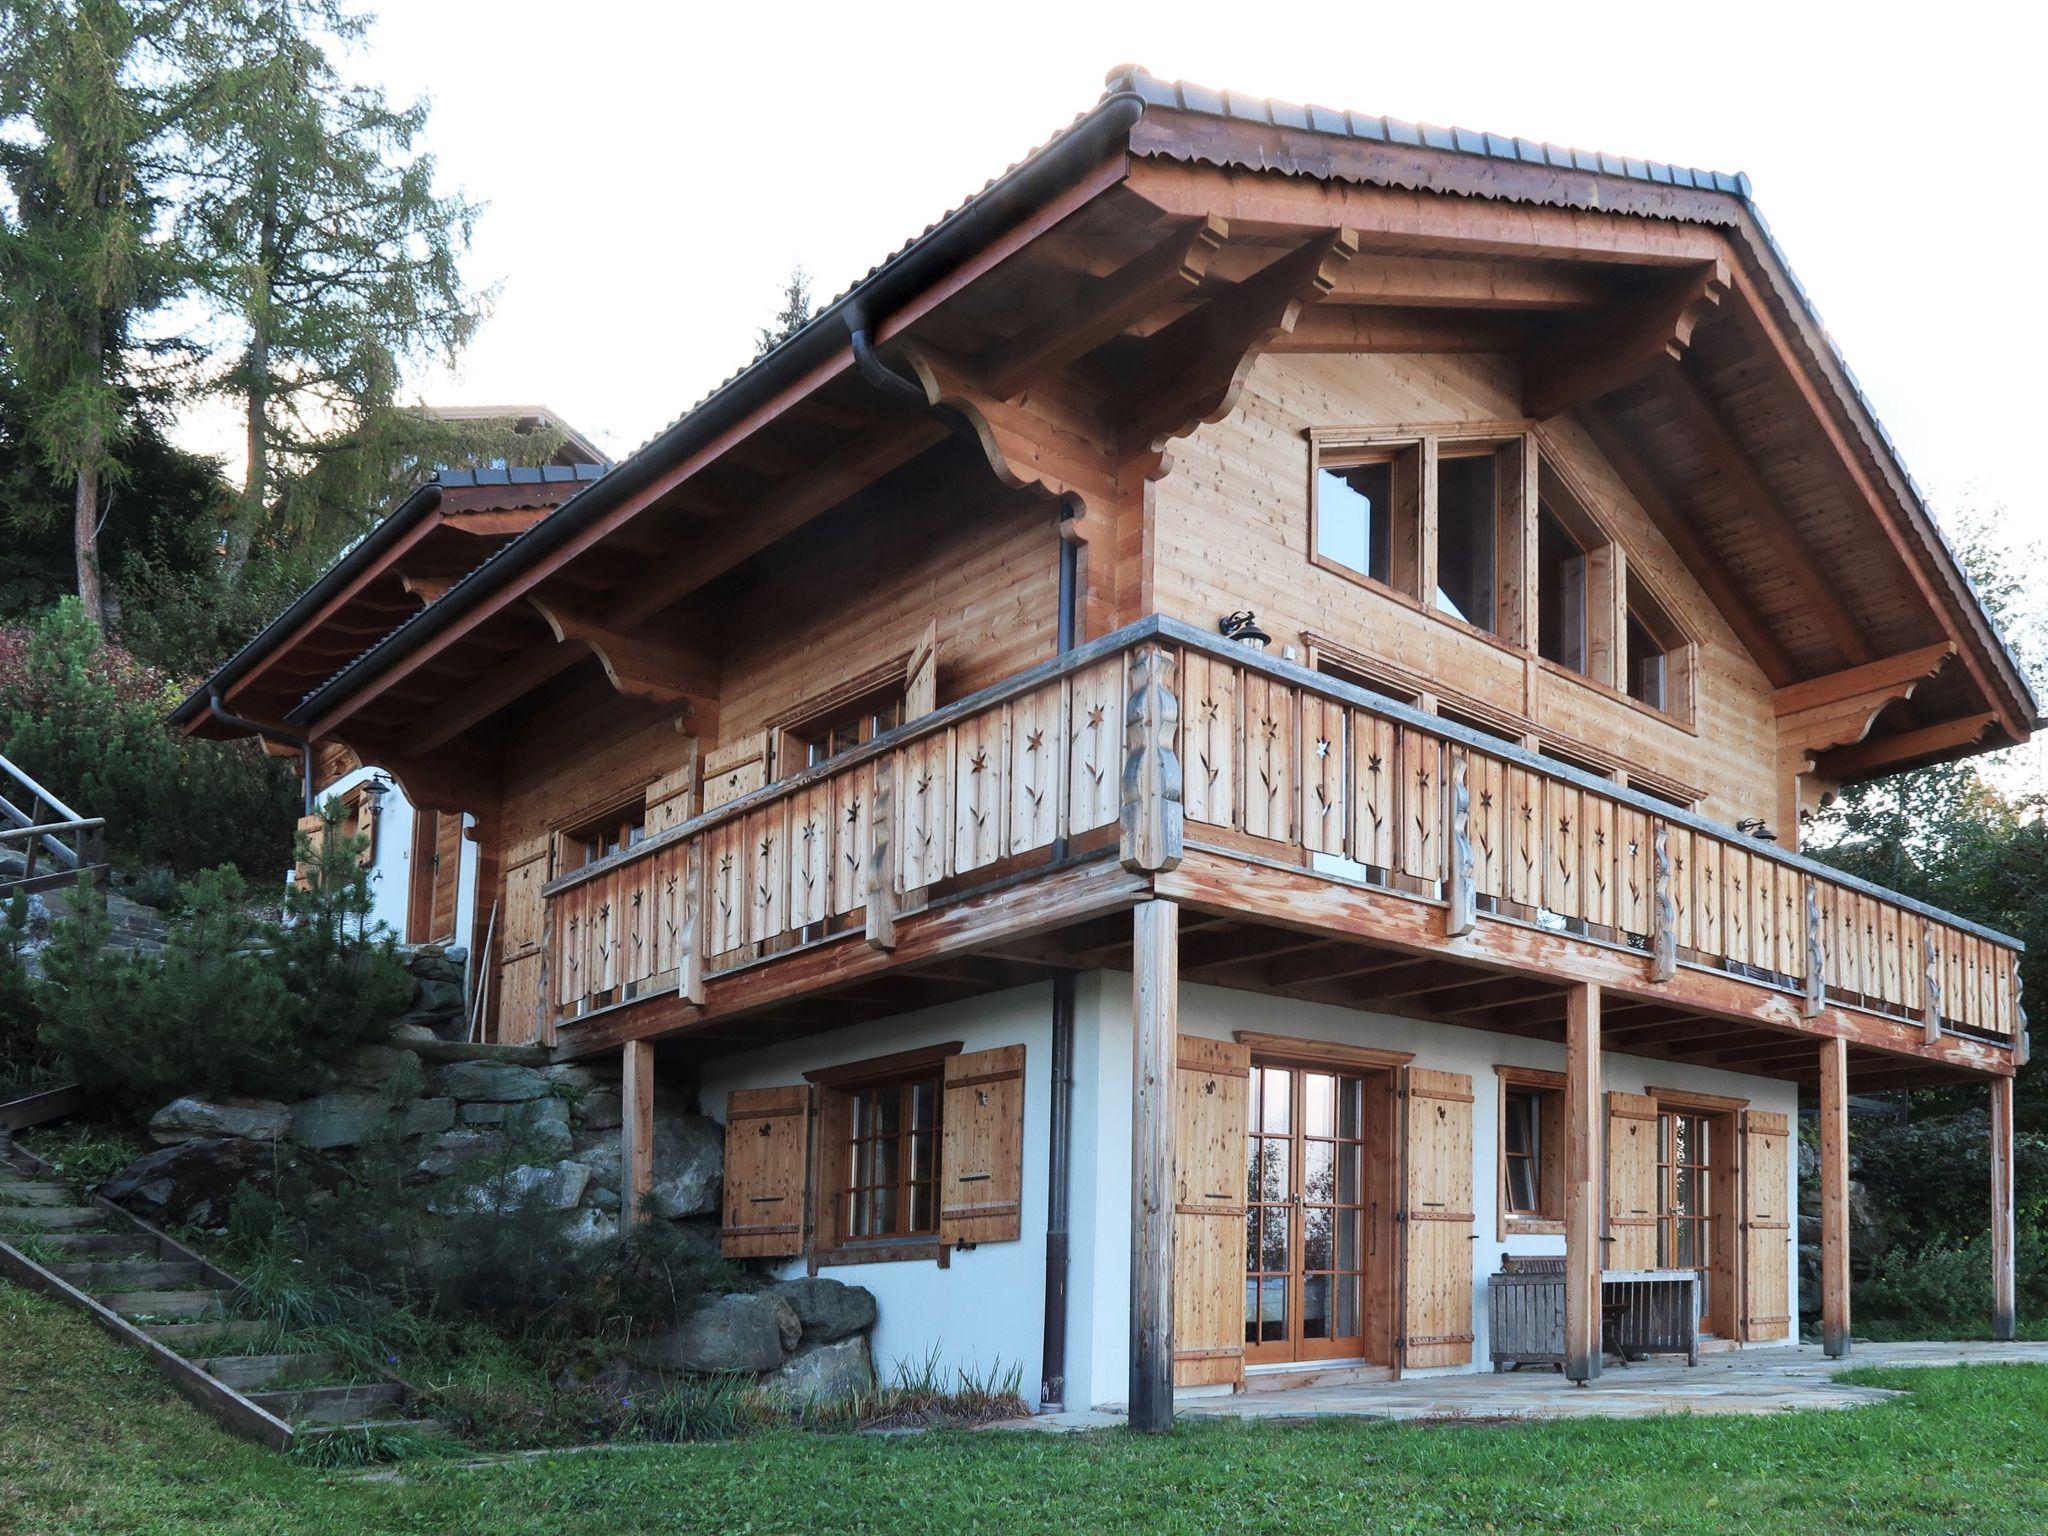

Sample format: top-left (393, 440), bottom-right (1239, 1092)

top-left (95, 1288), bottom-right (230, 1321)
top-left (194, 1351), bottom-right (340, 1393)
top-left (51, 1259), bottom-right (202, 1291)
top-left (34, 1232), bottom-right (159, 1259)
top-left (145, 1319), bottom-right (268, 1349)
top-left (248, 1382), bottom-right (406, 1427)
top-left (298, 1417), bottom-right (451, 1444)
top-left (0, 1205), bottom-right (103, 1230)
top-left (0, 1181), bottom-right (75, 1205)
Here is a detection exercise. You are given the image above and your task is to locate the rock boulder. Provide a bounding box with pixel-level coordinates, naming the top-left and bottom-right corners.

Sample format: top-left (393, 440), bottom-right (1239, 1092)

top-left (629, 1292), bottom-right (801, 1374)
top-left (769, 1334), bottom-right (876, 1405)
top-left (768, 1277), bottom-right (878, 1345)
top-left (147, 1096), bottom-right (290, 1145)
top-left (103, 1138), bottom-right (283, 1228)
top-left (438, 1060), bottom-right (551, 1103)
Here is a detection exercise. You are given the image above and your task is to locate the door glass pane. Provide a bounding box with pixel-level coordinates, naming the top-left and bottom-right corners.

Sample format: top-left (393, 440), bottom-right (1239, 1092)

top-left (1304, 1073), bottom-right (1335, 1138)
top-left (1260, 1207), bottom-right (1289, 1271)
top-left (1303, 1141), bottom-right (1335, 1205)
top-left (1304, 1204), bottom-right (1333, 1272)
top-left (1334, 1272), bottom-right (1361, 1339)
top-left (1255, 1139), bottom-right (1290, 1204)
top-left (1336, 1207), bottom-right (1360, 1273)
top-left (1303, 1274), bottom-right (1332, 1339)
top-left (1336, 1144), bottom-right (1361, 1205)
top-left (1262, 1068), bottom-right (1292, 1133)
top-left (1338, 1077), bottom-right (1364, 1139)
top-left (1254, 1277), bottom-right (1288, 1342)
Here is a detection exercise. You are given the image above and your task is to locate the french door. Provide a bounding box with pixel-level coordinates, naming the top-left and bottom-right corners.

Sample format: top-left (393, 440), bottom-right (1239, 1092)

top-left (1244, 1061), bottom-right (1370, 1364)
top-left (1657, 1109), bottom-right (1719, 1332)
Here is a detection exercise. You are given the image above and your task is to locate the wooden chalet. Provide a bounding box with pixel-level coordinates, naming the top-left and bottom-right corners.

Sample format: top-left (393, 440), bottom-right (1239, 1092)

top-left (178, 69), bottom-right (2034, 1423)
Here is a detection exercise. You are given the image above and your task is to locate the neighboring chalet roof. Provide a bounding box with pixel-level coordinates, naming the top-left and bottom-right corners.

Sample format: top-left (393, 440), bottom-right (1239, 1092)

top-left (419, 404), bottom-right (610, 469)
top-left (171, 462), bottom-right (608, 740)
top-left (227, 66), bottom-right (2031, 786)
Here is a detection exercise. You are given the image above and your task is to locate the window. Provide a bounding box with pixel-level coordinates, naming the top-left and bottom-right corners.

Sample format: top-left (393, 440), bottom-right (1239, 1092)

top-left (1628, 611), bottom-right (1667, 710)
top-left (1315, 456), bottom-right (1396, 586)
top-left (561, 800), bottom-right (646, 874)
top-left (1495, 1066), bottom-right (1565, 1233)
top-left (786, 689), bottom-right (904, 771)
top-left (1435, 452), bottom-right (1498, 631)
top-left (1658, 1110), bottom-right (1715, 1316)
top-left (1625, 573), bottom-right (1690, 718)
top-left (1536, 502), bottom-right (1589, 674)
top-left (844, 1072), bottom-right (942, 1240)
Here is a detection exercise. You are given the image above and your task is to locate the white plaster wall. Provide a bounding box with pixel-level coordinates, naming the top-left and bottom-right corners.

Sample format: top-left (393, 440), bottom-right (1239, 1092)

top-left (1075, 975), bottom-right (1800, 1401)
top-left (697, 983), bottom-right (1058, 1395)
top-left (312, 769), bottom-right (478, 971)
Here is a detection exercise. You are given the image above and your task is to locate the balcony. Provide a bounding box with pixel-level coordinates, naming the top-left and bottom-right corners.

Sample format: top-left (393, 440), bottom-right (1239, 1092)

top-left (532, 617), bottom-right (2024, 1080)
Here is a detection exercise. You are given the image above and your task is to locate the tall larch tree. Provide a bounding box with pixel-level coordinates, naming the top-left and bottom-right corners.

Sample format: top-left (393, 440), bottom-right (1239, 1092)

top-left (182, 0), bottom-right (487, 570)
top-left (0, 0), bottom-right (188, 627)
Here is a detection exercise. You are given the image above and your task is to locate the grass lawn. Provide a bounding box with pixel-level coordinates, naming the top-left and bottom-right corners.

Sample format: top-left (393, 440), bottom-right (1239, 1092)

top-left (5, 1285), bottom-right (2048, 1536)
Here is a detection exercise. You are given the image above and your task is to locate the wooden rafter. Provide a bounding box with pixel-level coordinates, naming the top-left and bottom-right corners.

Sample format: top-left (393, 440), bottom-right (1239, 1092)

top-left (1521, 259), bottom-right (1729, 418)
top-left (1815, 712), bottom-right (2000, 780)
top-left (1271, 308), bottom-right (1529, 354)
top-left (1662, 362), bottom-right (1874, 667)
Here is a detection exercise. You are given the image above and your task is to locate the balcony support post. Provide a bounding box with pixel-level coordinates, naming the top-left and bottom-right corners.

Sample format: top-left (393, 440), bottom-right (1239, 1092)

top-left (1120, 642), bottom-right (1183, 875)
top-left (1446, 752), bottom-right (1476, 937)
top-left (622, 1039), bottom-right (655, 1225)
top-left (1992, 1073), bottom-right (2017, 1342)
top-left (1564, 981), bottom-right (1603, 1384)
top-left (1129, 897), bottom-right (1178, 1432)
top-left (1819, 1035), bottom-right (1852, 1359)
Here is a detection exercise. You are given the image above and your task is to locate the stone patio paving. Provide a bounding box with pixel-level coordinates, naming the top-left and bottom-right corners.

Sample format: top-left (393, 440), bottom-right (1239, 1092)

top-left (1010, 1341), bottom-right (2048, 1430)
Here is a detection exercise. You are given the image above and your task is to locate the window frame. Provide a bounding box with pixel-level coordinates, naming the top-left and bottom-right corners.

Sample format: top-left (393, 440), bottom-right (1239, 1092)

top-left (556, 795), bottom-right (648, 877)
top-left (805, 1041), bottom-right (964, 1265)
top-left (1493, 1065), bottom-right (1567, 1237)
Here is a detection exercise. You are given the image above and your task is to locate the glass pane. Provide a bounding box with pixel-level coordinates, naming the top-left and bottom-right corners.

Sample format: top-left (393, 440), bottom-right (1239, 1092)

top-left (1336, 1207), bottom-right (1360, 1272)
top-left (1537, 504), bottom-right (1588, 673)
top-left (1436, 453), bottom-right (1498, 632)
top-left (1256, 1140), bottom-right (1291, 1204)
top-left (1504, 1093), bottom-right (1534, 1157)
top-left (1338, 1077), bottom-right (1364, 1140)
top-left (910, 1181), bottom-right (934, 1234)
top-left (850, 1189), bottom-right (872, 1238)
top-left (1303, 1274), bottom-right (1331, 1339)
top-left (1334, 1272), bottom-right (1361, 1339)
top-left (1303, 1141), bottom-right (1335, 1205)
top-left (1335, 1145), bottom-right (1361, 1206)
top-left (1246, 1207), bottom-right (1260, 1274)
top-left (1304, 1073), bottom-right (1335, 1138)
top-left (911, 1079), bottom-right (938, 1130)
top-left (1675, 1166), bottom-right (1695, 1216)
top-left (1628, 611), bottom-right (1666, 709)
top-left (1317, 461), bottom-right (1394, 584)
top-left (869, 1136), bottom-right (900, 1191)
top-left (910, 1130), bottom-right (934, 1181)
top-left (1262, 1068), bottom-right (1292, 1134)
top-left (1674, 1115), bottom-right (1692, 1166)
top-left (1507, 1154), bottom-right (1538, 1214)
top-left (1257, 1277), bottom-right (1289, 1342)
top-left (1304, 1204), bottom-right (1333, 1273)
top-left (1244, 1280), bottom-right (1260, 1343)
top-left (1260, 1208), bottom-right (1289, 1272)
top-left (876, 1089), bottom-right (901, 1136)
top-left (1677, 1219), bottom-right (1697, 1268)
top-left (1247, 1067), bottom-right (1263, 1129)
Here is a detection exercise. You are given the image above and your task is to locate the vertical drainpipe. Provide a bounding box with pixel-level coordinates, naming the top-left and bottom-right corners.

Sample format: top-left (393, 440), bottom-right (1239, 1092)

top-left (1041, 495), bottom-right (1081, 1409)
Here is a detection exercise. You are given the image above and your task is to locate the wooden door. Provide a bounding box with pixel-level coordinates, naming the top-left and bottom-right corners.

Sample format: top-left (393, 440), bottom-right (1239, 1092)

top-left (493, 835), bottom-right (551, 1046)
top-left (1606, 1091), bottom-right (1661, 1268)
top-left (1173, 1036), bottom-right (1249, 1388)
top-left (1656, 1107), bottom-right (1726, 1332)
top-left (1401, 1067), bottom-right (1475, 1369)
top-left (1739, 1110), bottom-right (1791, 1342)
top-left (407, 811), bottom-right (463, 945)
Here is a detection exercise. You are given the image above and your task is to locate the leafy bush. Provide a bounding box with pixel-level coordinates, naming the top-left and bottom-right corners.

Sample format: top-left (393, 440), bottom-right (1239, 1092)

top-left (34, 825), bottom-right (408, 1112)
top-left (0, 597), bottom-right (298, 879)
top-left (1857, 1228), bottom-right (2048, 1336)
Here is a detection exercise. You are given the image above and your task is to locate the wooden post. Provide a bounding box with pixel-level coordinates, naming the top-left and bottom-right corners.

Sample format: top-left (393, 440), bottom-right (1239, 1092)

top-left (1921, 930), bottom-right (1943, 1044)
top-left (1819, 1035), bottom-right (1852, 1359)
top-left (1802, 880), bottom-right (1825, 1018)
top-left (1120, 642), bottom-right (1183, 875)
top-left (1129, 898), bottom-right (1178, 1432)
top-left (1992, 1073), bottom-right (2017, 1342)
top-left (622, 1040), bottom-right (655, 1225)
top-left (1564, 981), bottom-right (1602, 1385)
top-left (1650, 825), bottom-right (1676, 983)
top-left (1446, 751), bottom-right (1476, 937)
top-left (679, 838), bottom-right (707, 1006)
top-left (865, 756), bottom-right (898, 951)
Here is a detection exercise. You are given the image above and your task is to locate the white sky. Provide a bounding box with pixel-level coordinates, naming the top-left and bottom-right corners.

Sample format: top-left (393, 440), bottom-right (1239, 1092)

top-left (183, 0), bottom-right (2047, 571)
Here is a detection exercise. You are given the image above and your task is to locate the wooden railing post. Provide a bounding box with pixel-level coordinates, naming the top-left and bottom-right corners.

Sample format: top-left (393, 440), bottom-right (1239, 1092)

top-left (1921, 930), bottom-right (1943, 1044)
top-left (1802, 880), bottom-right (1825, 1018)
top-left (1650, 824), bottom-right (1676, 982)
top-left (1992, 1073), bottom-right (2017, 1341)
top-left (1128, 897), bottom-right (1178, 1432)
top-left (865, 757), bottom-right (899, 951)
top-left (1119, 642), bottom-right (1183, 876)
top-left (1446, 751), bottom-right (1475, 937)
top-left (679, 838), bottom-right (707, 1007)
top-left (1564, 981), bottom-right (1603, 1385)
top-left (1819, 1035), bottom-right (1852, 1359)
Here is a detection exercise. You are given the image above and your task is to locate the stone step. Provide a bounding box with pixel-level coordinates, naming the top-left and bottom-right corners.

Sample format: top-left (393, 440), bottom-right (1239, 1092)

top-left (248, 1382), bottom-right (407, 1427)
top-left (194, 1351), bottom-right (340, 1393)
top-left (0, 1205), bottom-right (104, 1231)
top-left (95, 1288), bottom-right (230, 1322)
top-left (50, 1259), bottom-right (202, 1291)
top-left (145, 1319), bottom-right (268, 1350)
top-left (33, 1232), bottom-right (159, 1260)
top-left (0, 1181), bottom-right (78, 1206)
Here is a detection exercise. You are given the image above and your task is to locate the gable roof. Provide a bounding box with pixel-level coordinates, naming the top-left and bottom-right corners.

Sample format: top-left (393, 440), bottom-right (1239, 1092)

top-left (268, 66), bottom-right (2037, 754)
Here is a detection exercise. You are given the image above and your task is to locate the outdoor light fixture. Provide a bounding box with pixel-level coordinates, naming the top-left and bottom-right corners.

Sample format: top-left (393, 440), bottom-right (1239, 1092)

top-left (361, 775), bottom-right (392, 819)
top-left (1220, 610), bottom-right (1271, 650)
top-left (1736, 817), bottom-right (1777, 844)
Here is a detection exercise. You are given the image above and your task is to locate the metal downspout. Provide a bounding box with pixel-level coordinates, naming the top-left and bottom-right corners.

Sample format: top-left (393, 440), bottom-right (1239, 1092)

top-left (208, 690), bottom-right (315, 815)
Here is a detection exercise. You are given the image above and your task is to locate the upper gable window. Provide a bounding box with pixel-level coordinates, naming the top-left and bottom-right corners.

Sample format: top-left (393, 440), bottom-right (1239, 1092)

top-left (1435, 452), bottom-right (1499, 631)
top-left (1536, 503), bottom-right (1589, 674)
top-left (1315, 455), bottom-right (1396, 587)
top-left (1625, 574), bottom-right (1689, 718)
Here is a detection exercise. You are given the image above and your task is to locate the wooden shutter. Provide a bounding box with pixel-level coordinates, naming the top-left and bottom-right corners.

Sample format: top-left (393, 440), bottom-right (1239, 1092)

top-left (428, 812), bottom-right (463, 943)
top-left (939, 1045), bottom-right (1025, 1244)
top-left (1606, 1091), bottom-right (1661, 1268)
top-left (703, 733), bottom-right (770, 812)
top-left (493, 835), bottom-right (551, 1047)
top-left (720, 1086), bottom-right (810, 1258)
top-left (905, 618), bottom-right (938, 721)
top-left (1173, 1035), bottom-right (1249, 1388)
top-left (1402, 1067), bottom-right (1475, 1369)
top-left (292, 811), bottom-right (327, 888)
top-left (644, 748), bottom-right (700, 834)
top-left (1739, 1109), bottom-right (1791, 1341)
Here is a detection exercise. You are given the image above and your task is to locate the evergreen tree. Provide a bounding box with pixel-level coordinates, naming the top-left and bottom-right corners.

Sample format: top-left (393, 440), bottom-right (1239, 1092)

top-left (754, 265), bottom-right (813, 358)
top-left (179, 0), bottom-right (488, 568)
top-left (0, 0), bottom-right (195, 627)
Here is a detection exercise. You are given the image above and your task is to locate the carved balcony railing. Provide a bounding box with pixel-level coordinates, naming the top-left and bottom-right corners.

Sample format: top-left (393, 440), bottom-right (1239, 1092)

top-left (535, 617), bottom-right (2026, 1056)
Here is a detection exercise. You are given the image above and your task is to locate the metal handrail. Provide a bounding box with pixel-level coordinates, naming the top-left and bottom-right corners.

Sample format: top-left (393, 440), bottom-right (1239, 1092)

top-left (0, 752), bottom-right (86, 826)
top-left (0, 817), bottom-right (105, 844)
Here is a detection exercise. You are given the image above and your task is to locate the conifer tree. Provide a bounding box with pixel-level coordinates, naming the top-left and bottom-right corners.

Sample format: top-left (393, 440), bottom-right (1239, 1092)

top-left (754, 265), bottom-right (813, 357)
